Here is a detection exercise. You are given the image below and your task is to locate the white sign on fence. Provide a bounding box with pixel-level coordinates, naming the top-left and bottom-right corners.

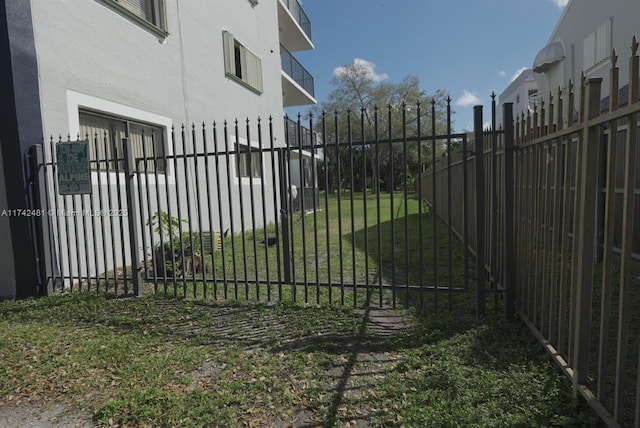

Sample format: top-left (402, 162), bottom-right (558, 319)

top-left (56, 141), bottom-right (92, 195)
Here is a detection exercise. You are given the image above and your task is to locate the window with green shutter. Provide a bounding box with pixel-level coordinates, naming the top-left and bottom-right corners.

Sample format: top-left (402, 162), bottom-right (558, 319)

top-left (222, 31), bottom-right (263, 94)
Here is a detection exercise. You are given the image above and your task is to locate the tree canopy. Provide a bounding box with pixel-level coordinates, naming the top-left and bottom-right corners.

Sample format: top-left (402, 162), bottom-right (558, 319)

top-left (307, 60), bottom-right (453, 193)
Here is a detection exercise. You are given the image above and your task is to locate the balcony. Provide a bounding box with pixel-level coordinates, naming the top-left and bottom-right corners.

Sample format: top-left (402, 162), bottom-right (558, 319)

top-left (278, 0), bottom-right (313, 52)
top-left (285, 117), bottom-right (317, 149)
top-left (281, 45), bottom-right (316, 106)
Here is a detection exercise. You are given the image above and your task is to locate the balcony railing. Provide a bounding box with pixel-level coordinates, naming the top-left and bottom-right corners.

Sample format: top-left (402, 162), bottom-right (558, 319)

top-left (280, 0), bottom-right (312, 41)
top-left (285, 117), bottom-right (316, 149)
top-left (281, 45), bottom-right (315, 97)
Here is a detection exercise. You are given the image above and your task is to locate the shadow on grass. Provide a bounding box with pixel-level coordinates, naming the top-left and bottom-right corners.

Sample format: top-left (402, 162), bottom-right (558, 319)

top-left (1, 290), bottom-right (601, 426)
top-left (351, 208), bottom-right (471, 309)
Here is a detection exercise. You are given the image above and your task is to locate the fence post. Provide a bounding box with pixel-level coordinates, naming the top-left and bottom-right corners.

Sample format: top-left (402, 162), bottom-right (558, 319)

top-left (28, 144), bottom-right (54, 295)
top-left (473, 105), bottom-right (486, 318)
top-left (571, 77), bottom-right (602, 387)
top-left (502, 103), bottom-right (516, 320)
top-left (278, 148), bottom-right (292, 284)
top-left (122, 137), bottom-right (142, 297)
top-left (614, 38), bottom-right (639, 423)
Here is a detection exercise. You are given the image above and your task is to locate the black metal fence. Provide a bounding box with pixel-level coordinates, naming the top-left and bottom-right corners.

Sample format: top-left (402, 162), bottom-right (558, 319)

top-left (28, 103), bottom-right (477, 311)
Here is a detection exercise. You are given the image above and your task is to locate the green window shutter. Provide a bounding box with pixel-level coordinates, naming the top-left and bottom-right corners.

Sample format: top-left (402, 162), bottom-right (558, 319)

top-left (223, 31), bottom-right (236, 76)
top-left (223, 31), bottom-right (262, 94)
top-left (244, 49), bottom-right (263, 93)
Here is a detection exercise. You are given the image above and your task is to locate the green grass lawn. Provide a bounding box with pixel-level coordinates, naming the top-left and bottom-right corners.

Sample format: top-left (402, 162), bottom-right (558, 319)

top-left (0, 190), bottom-right (602, 426)
top-left (149, 191), bottom-right (470, 312)
top-left (0, 294), bottom-right (600, 427)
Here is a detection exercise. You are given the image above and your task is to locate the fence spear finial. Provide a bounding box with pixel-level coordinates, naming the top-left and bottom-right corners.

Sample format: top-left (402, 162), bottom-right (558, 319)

top-left (632, 35), bottom-right (639, 56)
top-left (611, 48), bottom-right (618, 68)
top-left (568, 79), bottom-right (573, 94)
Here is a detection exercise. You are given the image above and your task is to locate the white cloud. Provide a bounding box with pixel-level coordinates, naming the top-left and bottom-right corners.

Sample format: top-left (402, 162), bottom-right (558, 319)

top-left (333, 58), bottom-right (389, 82)
top-left (510, 66), bottom-right (529, 82)
top-left (463, 121), bottom-right (495, 132)
top-left (456, 90), bottom-right (481, 107)
top-left (498, 70), bottom-right (507, 77)
top-left (549, 0), bottom-right (569, 7)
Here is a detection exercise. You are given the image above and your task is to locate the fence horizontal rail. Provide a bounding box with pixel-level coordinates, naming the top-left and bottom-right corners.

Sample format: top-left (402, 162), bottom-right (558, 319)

top-left (421, 37), bottom-right (640, 427)
top-left (28, 103), bottom-right (476, 314)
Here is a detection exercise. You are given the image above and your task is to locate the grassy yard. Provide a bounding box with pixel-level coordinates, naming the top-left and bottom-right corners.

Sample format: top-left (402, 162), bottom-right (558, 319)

top-left (0, 191), bottom-right (601, 426)
top-left (0, 294), bottom-right (599, 427)
top-left (152, 191), bottom-right (468, 310)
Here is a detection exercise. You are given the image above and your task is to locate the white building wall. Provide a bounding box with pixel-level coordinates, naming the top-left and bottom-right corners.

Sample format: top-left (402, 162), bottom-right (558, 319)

top-left (31, 0), bottom-right (286, 137)
top-left (28, 0), bottom-right (291, 282)
top-left (498, 69), bottom-right (537, 126)
top-left (535, 0), bottom-right (640, 104)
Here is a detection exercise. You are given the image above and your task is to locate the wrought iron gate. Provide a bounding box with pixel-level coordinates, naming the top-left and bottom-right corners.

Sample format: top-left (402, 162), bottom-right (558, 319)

top-left (28, 101), bottom-right (479, 311)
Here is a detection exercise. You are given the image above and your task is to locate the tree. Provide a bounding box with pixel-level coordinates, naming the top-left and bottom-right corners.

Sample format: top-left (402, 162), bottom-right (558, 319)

top-left (309, 60), bottom-right (452, 193)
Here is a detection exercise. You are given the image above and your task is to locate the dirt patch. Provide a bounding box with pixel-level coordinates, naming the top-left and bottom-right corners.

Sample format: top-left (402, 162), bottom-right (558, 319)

top-left (268, 305), bottom-right (413, 427)
top-left (0, 402), bottom-right (95, 428)
top-left (322, 307), bottom-right (410, 427)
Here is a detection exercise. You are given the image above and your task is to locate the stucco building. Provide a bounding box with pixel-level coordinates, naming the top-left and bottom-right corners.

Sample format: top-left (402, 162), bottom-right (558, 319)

top-left (532, 0), bottom-right (640, 114)
top-left (0, 0), bottom-right (316, 298)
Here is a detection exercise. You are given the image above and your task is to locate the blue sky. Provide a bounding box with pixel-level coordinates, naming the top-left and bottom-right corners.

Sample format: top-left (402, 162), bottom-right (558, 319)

top-left (291, 0), bottom-right (568, 132)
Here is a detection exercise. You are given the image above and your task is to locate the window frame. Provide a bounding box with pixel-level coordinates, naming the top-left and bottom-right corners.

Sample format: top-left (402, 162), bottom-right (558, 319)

top-left (79, 109), bottom-right (167, 174)
top-left (66, 91), bottom-right (174, 187)
top-left (222, 31), bottom-right (264, 94)
top-left (98, 0), bottom-right (169, 37)
top-left (235, 142), bottom-right (263, 179)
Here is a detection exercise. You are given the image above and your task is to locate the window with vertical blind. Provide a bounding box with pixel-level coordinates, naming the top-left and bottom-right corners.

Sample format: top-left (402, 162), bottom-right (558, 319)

top-left (223, 31), bottom-right (264, 94)
top-left (583, 19), bottom-right (612, 71)
top-left (235, 143), bottom-right (262, 178)
top-left (99, 0), bottom-right (168, 35)
top-left (79, 110), bottom-right (166, 173)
